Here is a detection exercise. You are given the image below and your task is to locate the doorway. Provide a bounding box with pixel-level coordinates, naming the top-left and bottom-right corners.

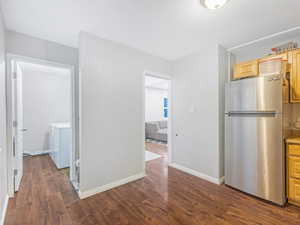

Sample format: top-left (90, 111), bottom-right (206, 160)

top-left (143, 72), bottom-right (171, 170)
top-left (6, 55), bottom-right (78, 196)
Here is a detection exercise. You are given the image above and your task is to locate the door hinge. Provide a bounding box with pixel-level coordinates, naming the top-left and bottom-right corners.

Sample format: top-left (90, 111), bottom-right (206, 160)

top-left (13, 120), bottom-right (17, 128)
top-left (13, 72), bottom-right (17, 79)
top-left (14, 169), bottom-right (18, 176)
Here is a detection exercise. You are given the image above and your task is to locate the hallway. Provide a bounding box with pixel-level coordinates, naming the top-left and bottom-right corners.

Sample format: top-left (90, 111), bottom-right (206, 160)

top-left (4, 143), bottom-right (300, 225)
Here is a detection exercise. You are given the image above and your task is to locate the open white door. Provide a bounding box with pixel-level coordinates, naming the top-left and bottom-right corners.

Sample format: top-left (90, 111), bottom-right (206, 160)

top-left (69, 69), bottom-right (78, 190)
top-left (12, 61), bottom-right (24, 192)
top-left (70, 138), bottom-right (78, 190)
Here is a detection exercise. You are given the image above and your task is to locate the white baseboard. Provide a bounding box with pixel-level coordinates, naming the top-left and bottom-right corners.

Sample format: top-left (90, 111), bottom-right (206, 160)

top-left (169, 163), bottom-right (224, 185)
top-left (0, 195), bottom-right (9, 225)
top-left (23, 149), bottom-right (53, 156)
top-left (219, 176), bottom-right (225, 184)
top-left (78, 172), bottom-right (146, 199)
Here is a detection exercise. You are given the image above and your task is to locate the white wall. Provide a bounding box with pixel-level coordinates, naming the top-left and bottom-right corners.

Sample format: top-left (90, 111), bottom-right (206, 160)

top-left (22, 67), bottom-right (71, 155)
top-left (170, 45), bottom-right (224, 182)
top-left (0, 9), bottom-right (8, 225)
top-left (145, 87), bottom-right (168, 122)
top-left (231, 32), bottom-right (300, 63)
top-left (79, 32), bottom-right (171, 195)
top-left (5, 30), bottom-right (78, 67)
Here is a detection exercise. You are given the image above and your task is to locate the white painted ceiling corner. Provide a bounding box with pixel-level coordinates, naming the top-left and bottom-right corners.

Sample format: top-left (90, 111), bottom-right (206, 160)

top-left (1, 0), bottom-right (300, 60)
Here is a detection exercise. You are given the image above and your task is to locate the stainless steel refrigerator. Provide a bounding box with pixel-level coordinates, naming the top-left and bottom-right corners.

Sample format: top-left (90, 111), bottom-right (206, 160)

top-left (225, 73), bottom-right (286, 205)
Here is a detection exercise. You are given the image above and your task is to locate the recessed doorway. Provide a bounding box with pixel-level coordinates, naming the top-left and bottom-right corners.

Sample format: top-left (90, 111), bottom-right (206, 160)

top-left (6, 55), bottom-right (78, 196)
top-left (143, 72), bottom-right (171, 172)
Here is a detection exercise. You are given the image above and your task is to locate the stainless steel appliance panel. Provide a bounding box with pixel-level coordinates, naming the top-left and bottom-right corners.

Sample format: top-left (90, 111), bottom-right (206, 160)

top-left (225, 112), bottom-right (285, 205)
top-left (225, 74), bottom-right (285, 205)
top-left (225, 75), bottom-right (282, 113)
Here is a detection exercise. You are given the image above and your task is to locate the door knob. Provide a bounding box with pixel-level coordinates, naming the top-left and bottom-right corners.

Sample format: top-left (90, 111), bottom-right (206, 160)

top-left (21, 128), bottom-right (28, 132)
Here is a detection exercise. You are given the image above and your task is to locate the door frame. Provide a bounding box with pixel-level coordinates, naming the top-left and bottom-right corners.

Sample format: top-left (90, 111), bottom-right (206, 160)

top-left (11, 59), bottom-right (24, 192)
top-left (6, 54), bottom-right (77, 197)
top-left (142, 71), bottom-right (172, 171)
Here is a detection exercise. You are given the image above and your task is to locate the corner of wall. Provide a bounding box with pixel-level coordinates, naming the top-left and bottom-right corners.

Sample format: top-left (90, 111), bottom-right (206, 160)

top-left (169, 163), bottom-right (224, 185)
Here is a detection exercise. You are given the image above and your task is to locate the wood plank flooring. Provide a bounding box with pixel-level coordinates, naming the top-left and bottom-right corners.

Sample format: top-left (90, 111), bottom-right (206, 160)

top-left (4, 143), bottom-right (300, 225)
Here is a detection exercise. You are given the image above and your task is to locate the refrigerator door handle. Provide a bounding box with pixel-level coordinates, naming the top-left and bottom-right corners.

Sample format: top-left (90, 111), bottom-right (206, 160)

top-left (226, 111), bottom-right (278, 117)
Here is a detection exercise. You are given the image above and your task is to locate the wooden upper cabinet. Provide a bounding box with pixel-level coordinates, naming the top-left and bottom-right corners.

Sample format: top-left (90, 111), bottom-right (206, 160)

top-left (260, 52), bottom-right (289, 62)
top-left (260, 52), bottom-right (291, 73)
top-left (290, 50), bottom-right (300, 103)
top-left (282, 61), bottom-right (290, 103)
top-left (233, 59), bottom-right (258, 80)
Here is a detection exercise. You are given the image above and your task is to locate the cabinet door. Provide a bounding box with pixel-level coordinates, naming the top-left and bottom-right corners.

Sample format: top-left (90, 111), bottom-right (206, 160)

top-left (289, 156), bottom-right (300, 179)
top-left (260, 52), bottom-right (288, 62)
top-left (233, 60), bottom-right (258, 80)
top-left (289, 178), bottom-right (300, 203)
top-left (281, 61), bottom-right (290, 103)
top-left (290, 50), bottom-right (300, 102)
top-left (288, 144), bottom-right (300, 156)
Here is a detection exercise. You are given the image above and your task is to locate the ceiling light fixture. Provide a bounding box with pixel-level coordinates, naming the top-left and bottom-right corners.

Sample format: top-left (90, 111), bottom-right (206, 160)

top-left (200, 0), bottom-right (229, 10)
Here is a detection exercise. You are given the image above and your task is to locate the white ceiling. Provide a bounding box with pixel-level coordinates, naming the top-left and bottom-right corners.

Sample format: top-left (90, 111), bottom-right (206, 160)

top-left (1, 0), bottom-right (300, 60)
top-left (145, 76), bottom-right (169, 90)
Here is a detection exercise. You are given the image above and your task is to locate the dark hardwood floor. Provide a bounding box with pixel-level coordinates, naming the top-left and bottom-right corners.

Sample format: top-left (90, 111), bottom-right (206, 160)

top-left (145, 141), bottom-right (168, 157)
top-left (4, 143), bottom-right (300, 225)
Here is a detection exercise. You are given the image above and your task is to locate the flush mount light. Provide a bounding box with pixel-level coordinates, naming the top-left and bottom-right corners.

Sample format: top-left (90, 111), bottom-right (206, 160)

top-left (200, 0), bottom-right (229, 9)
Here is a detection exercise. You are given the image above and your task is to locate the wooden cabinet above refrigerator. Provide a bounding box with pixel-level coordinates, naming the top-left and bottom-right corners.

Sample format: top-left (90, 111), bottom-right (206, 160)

top-left (233, 59), bottom-right (258, 80)
top-left (291, 49), bottom-right (300, 103)
top-left (232, 50), bottom-right (300, 104)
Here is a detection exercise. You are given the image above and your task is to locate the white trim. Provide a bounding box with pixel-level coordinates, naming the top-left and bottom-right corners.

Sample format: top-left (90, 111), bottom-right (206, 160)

top-left (144, 70), bottom-right (172, 80)
top-left (145, 86), bottom-right (168, 91)
top-left (227, 26), bottom-right (300, 51)
top-left (143, 71), bottom-right (172, 168)
top-left (6, 54), bottom-right (74, 70)
top-left (142, 75), bottom-right (146, 172)
top-left (78, 67), bottom-right (83, 192)
top-left (0, 195), bottom-right (9, 225)
top-left (219, 176), bottom-right (225, 184)
top-left (167, 78), bottom-right (173, 164)
top-left (6, 53), bottom-right (78, 196)
top-left (78, 172), bottom-right (146, 199)
top-left (169, 163), bottom-right (224, 185)
top-left (23, 150), bottom-right (53, 156)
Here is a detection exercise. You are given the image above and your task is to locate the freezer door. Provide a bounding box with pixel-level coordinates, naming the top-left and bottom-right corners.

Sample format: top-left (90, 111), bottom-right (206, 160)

top-left (225, 112), bottom-right (286, 205)
top-left (225, 75), bottom-right (282, 113)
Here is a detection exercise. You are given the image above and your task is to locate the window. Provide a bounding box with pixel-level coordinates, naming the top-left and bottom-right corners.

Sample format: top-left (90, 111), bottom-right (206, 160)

top-left (163, 97), bottom-right (168, 118)
top-left (164, 97), bottom-right (168, 108)
top-left (164, 108), bottom-right (168, 118)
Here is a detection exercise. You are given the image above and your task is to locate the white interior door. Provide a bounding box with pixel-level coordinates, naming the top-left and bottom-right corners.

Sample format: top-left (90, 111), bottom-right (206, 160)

top-left (12, 62), bottom-right (24, 192)
top-left (70, 133), bottom-right (78, 189)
